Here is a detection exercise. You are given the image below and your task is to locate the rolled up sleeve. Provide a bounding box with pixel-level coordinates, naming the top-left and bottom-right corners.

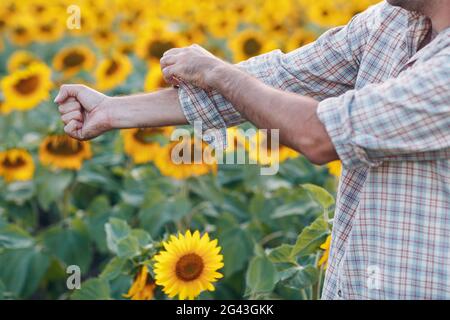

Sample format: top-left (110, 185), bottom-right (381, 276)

top-left (317, 52), bottom-right (450, 169)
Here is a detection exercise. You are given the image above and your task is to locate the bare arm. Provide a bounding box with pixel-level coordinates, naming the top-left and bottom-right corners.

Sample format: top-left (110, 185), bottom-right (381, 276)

top-left (108, 89), bottom-right (187, 129)
top-left (210, 65), bottom-right (338, 164)
top-left (55, 85), bottom-right (187, 140)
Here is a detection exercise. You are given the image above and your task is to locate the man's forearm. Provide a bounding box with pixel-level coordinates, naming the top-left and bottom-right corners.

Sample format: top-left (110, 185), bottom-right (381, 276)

top-left (209, 64), bottom-right (338, 164)
top-left (108, 88), bottom-right (188, 129)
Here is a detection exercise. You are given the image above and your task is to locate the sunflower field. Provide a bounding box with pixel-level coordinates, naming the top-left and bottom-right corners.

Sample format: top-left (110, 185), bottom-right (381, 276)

top-left (0, 0), bottom-right (378, 300)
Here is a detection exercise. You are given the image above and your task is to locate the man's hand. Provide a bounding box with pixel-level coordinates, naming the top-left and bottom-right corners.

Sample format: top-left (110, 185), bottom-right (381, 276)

top-left (160, 44), bottom-right (229, 90)
top-left (55, 84), bottom-right (111, 140)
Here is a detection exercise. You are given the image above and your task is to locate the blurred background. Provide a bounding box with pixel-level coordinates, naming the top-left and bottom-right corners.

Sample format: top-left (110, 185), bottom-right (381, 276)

top-left (0, 0), bottom-right (378, 300)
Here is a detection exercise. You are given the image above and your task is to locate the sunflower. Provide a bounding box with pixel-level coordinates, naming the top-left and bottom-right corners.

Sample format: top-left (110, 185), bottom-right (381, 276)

top-left (39, 135), bottom-right (92, 170)
top-left (154, 138), bottom-right (217, 180)
top-left (1, 62), bottom-right (52, 111)
top-left (92, 27), bottom-right (118, 49)
top-left (7, 14), bottom-right (35, 46)
top-left (35, 13), bottom-right (65, 43)
top-left (248, 131), bottom-right (298, 166)
top-left (53, 45), bottom-right (96, 77)
top-left (154, 230), bottom-right (224, 300)
top-left (285, 29), bottom-right (317, 52)
top-left (7, 51), bottom-right (41, 73)
top-left (144, 63), bottom-right (169, 92)
top-left (307, 0), bottom-right (351, 28)
top-left (135, 31), bottom-right (185, 64)
top-left (116, 41), bottom-right (135, 56)
top-left (230, 29), bottom-right (277, 62)
top-left (122, 127), bottom-right (173, 164)
top-left (206, 11), bottom-right (239, 39)
top-left (318, 235), bottom-right (332, 268)
top-left (124, 265), bottom-right (156, 300)
top-left (182, 24), bottom-right (207, 46)
top-left (326, 160), bottom-right (342, 178)
top-left (0, 149), bottom-right (35, 183)
top-left (118, 8), bottom-right (146, 34)
top-left (95, 53), bottom-right (132, 91)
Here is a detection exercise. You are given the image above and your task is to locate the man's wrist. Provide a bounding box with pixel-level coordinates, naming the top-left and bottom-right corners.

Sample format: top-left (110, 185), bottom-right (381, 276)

top-left (208, 63), bottom-right (246, 91)
top-left (105, 96), bottom-right (121, 130)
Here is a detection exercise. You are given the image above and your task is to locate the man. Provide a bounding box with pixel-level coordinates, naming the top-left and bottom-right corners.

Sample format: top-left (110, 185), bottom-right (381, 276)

top-left (55, 0), bottom-right (450, 299)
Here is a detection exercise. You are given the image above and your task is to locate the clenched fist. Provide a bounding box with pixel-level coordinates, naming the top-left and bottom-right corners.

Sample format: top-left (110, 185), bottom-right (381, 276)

top-left (55, 84), bottom-right (112, 140)
top-left (160, 44), bottom-right (227, 90)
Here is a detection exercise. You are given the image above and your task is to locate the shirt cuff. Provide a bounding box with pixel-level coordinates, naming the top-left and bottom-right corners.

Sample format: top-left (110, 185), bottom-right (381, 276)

top-left (177, 82), bottom-right (227, 150)
top-left (317, 96), bottom-right (382, 169)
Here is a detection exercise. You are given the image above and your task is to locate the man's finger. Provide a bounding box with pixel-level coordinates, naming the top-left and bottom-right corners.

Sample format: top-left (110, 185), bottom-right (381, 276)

top-left (54, 84), bottom-right (86, 104)
top-left (161, 66), bottom-right (181, 86)
top-left (64, 119), bottom-right (83, 140)
top-left (58, 100), bottom-right (82, 114)
top-left (160, 55), bottom-right (178, 69)
top-left (162, 48), bottom-right (182, 57)
top-left (61, 110), bottom-right (83, 125)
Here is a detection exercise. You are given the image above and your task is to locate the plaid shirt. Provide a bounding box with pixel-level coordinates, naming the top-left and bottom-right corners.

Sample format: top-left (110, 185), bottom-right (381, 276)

top-left (178, 2), bottom-right (450, 299)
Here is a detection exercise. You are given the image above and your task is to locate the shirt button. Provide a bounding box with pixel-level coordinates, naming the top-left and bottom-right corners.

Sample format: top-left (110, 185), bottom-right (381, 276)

top-left (337, 290), bottom-right (342, 297)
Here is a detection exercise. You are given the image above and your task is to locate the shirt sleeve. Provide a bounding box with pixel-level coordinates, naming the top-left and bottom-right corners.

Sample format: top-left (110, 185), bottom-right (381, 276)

top-left (177, 3), bottom-right (380, 148)
top-left (317, 51), bottom-right (450, 169)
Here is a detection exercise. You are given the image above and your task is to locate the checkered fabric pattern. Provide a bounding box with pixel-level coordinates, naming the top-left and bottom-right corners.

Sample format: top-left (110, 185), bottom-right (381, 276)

top-left (178, 2), bottom-right (450, 299)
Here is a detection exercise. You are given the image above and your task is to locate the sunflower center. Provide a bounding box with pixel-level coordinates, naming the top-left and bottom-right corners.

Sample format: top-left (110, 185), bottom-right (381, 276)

top-left (175, 254), bottom-right (204, 281)
top-left (62, 52), bottom-right (86, 68)
top-left (14, 26), bottom-right (27, 36)
top-left (1, 156), bottom-right (26, 169)
top-left (40, 24), bottom-right (52, 33)
top-left (98, 30), bottom-right (109, 39)
top-left (243, 38), bottom-right (262, 56)
top-left (133, 128), bottom-right (165, 144)
top-left (46, 137), bottom-right (84, 156)
top-left (148, 40), bottom-right (175, 60)
top-left (13, 75), bottom-right (40, 95)
top-left (105, 60), bottom-right (119, 76)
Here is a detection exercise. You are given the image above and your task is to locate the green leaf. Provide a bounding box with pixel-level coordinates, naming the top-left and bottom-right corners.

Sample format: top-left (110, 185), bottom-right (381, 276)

top-left (116, 236), bottom-right (140, 258)
top-left (71, 278), bottom-right (111, 300)
top-left (100, 257), bottom-right (126, 281)
top-left (4, 181), bottom-right (35, 205)
top-left (0, 247), bottom-right (50, 298)
top-left (220, 227), bottom-right (253, 277)
top-left (281, 265), bottom-right (319, 290)
top-left (139, 189), bottom-right (191, 237)
top-left (131, 229), bottom-right (152, 247)
top-left (0, 224), bottom-right (34, 249)
top-left (271, 201), bottom-right (319, 219)
top-left (0, 279), bottom-right (5, 299)
top-left (105, 218), bottom-right (131, 254)
top-left (245, 256), bottom-right (277, 295)
top-left (301, 184), bottom-right (335, 211)
top-left (268, 244), bottom-right (295, 264)
top-left (36, 171), bottom-right (73, 210)
top-left (290, 216), bottom-right (329, 259)
top-left (40, 220), bottom-right (93, 272)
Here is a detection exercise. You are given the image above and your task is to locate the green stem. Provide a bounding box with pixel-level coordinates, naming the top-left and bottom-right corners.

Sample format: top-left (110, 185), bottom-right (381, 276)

top-left (316, 266), bottom-right (324, 300)
top-left (300, 288), bottom-right (308, 300)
